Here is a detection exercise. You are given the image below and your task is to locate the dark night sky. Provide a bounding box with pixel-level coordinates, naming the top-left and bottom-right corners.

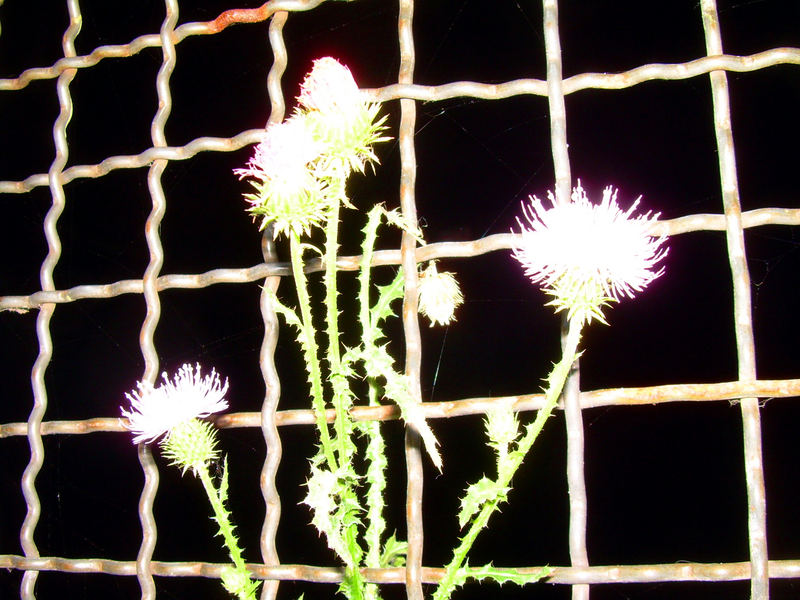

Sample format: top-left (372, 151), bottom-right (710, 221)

top-left (1, 1), bottom-right (800, 599)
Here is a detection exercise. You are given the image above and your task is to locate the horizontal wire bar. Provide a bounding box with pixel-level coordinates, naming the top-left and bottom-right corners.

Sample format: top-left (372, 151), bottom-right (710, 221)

top-left (1, 207), bottom-right (798, 312)
top-left (2, 554), bottom-right (800, 585)
top-left (0, 0), bottom-right (326, 92)
top-left (2, 40), bottom-right (796, 100)
top-left (0, 130), bottom-right (264, 195)
top-left (1, 378), bottom-right (797, 439)
top-left (365, 47), bottom-right (800, 102)
top-left (2, 49), bottom-right (798, 196)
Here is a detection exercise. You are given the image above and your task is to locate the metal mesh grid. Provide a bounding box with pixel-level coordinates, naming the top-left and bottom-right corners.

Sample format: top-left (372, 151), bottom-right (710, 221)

top-left (1, 0), bottom-right (799, 598)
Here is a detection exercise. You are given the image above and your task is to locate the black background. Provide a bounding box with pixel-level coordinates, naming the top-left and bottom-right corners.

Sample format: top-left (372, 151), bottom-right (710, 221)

top-left (1, 1), bottom-right (800, 598)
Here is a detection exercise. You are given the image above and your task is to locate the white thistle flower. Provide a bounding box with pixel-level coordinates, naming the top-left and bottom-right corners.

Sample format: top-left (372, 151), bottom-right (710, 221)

top-left (297, 57), bottom-right (363, 117)
top-left (121, 363), bottom-right (229, 444)
top-left (512, 181), bottom-right (668, 325)
top-left (418, 262), bottom-right (464, 327)
top-left (233, 116), bottom-right (330, 238)
top-left (234, 117), bottom-right (323, 185)
top-left (297, 56), bottom-right (389, 175)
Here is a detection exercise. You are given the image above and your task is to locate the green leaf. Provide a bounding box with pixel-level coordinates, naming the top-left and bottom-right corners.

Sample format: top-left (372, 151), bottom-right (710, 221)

top-left (379, 533), bottom-right (408, 568)
top-left (457, 476), bottom-right (508, 529)
top-left (382, 207), bottom-right (424, 244)
top-left (369, 270), bottom-right (405, 334)
top-left (453, 562), bottom-right (553, 588)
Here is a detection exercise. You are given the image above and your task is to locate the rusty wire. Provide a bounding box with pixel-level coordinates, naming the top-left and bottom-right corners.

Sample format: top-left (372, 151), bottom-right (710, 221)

top-left (18, 2), bottom-right (81, 599)
top-left (1, 377), bottom-right (800, 440)
top-left (2, 55), bottom-right (800, 197)
top-left (132, 1), bottom-right (181, 597)
top-left (0, 0), bottom-right (325, 93)
top-left (397, 0), bottom-right (424, 598)
top-left (542, 3), bottom-right (589, 600)
top-left (258, 8), bottom-right (289, 600)
top-left (701, 2), bottom-right (769, 598)
top-left (1, 0), bottom-right (800, 598)
top-left (4, 554), bottom-right (800, 585)
top-left (2, 208), bottom-right (800, 314)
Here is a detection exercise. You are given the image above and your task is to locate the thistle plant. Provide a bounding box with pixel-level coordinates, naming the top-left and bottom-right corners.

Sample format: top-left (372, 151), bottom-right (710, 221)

top-left (121, 364), bottom-right (260, 600)
top-left (433, 182), bottom-right (668, 599)
top-left (236, 57), bottom-right (461, 599)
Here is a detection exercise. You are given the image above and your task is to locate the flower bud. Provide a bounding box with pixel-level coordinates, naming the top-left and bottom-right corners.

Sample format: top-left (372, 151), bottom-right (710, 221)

top-left (418, 262), bottom-right (464, 327)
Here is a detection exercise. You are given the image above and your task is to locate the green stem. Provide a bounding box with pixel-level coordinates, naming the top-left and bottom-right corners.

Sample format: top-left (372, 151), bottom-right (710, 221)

top-left (197, 466), bottom-right (257, 600)
top-left (344, 566), bottom-right (366, 600)
top-left (324, 195), bottom-right (351, 463)
top-left (358, 206), bottom-right (382, 349)
top-left (289, 231), bottom-right (337, 471)
top-left (363, 383), bottom-right (386, 568)
top-left (322, 176), bottom-right (367, 595)
top-left (358, 207), bottom-right (389, 592)
top-left (433, 317), bottom-right (584, 600)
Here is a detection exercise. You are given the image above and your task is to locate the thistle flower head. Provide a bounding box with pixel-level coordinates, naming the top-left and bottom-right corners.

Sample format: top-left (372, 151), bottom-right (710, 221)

top-left (121, 363), bottom-right (229, 445)
top-left (297, 56), bottom-right (389, 175)
top-left (512, 182), bottom-right (668, 325)
top-left (234, 116), bottom-right (329, 238)
top-left (235, 57), bottom-right (389, 236)
top-left (418, 262), bottom-right (464, 327)
top-left (297, 57), bottom-right (363, 116)
top-left (235, 116), bottom-right (323, 183)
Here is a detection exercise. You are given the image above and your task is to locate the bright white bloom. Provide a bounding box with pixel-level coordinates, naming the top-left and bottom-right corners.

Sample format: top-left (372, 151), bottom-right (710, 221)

top-left (418, 262), bottom-right (464, 327)
top-left (512, 182), bottom-right (668, 324)
top-left (297, 56), bottom-right (388, 175)
top-left (234, 58), bottom-right (388, 237)
top-left (234, 116), bottom-right (323, 195)
top-left (297, 57), bottom-right (363, 117)
top-left (121, 363), bottom-right (229, 444)
top-left (234, 116), bottom-right (330, 238)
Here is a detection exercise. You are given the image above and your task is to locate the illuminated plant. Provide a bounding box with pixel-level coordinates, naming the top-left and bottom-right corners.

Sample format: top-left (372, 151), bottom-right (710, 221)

top-left (433, 181), bottom-right (668, 599)
top-left (236, 57), bottom-right (462, 599)
top-left (121, 364), bottom-right (260, 600)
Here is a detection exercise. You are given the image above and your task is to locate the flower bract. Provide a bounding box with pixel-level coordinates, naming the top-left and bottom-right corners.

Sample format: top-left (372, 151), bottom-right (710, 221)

top-left (121, 363), bottom-right (229, 445)
top-left (512, 181), bottom-right (668, 325)
top-left (161, 418), bottom-right (221, 475)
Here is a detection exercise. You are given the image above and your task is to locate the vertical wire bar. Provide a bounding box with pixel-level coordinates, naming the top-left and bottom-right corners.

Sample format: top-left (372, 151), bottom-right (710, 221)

top-left (134, 1), bottom-right (178, 598)
top-left (258, 11), bottom-right (289, 600)
top-left (19, 2), bottom-right (81, 597)
top-left (542, 2), bottom-right (589, 599)
top-left (542, 0), bottom-right (571, 207)
top-left (397, 0), bottom-right (424, 598)
top-left (700, 2), bottom-right (768, 598)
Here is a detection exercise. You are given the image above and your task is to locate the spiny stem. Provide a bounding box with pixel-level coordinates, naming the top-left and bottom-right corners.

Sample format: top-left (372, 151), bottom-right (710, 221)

top-left (324, 193), bottom-right (350, 463)
top-left (289, 231), bottom-right (337, 471)
top-left (433, 317), bottom-right (584, 600)
top-left (358, 206), bottom-right (389, 577)
top-left (196, 466), bottom-right (258, 600)
top-left (363, 384), bottom-right (387, 568)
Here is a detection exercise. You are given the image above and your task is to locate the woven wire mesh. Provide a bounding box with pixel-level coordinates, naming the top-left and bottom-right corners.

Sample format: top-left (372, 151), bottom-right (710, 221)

top-left (1, 1), bottom-right (800, 599)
